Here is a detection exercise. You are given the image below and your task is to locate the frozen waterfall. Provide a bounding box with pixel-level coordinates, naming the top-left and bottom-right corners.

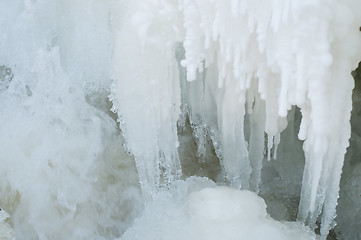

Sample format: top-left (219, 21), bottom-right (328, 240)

top-left (111, 1), bottom-right (360, 239)
top-left (0, 0), bottom-right (360, 240)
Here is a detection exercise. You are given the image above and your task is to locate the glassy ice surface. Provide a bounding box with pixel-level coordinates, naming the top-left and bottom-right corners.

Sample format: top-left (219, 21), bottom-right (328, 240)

top-left (0, 1), bottom-right (360, 240)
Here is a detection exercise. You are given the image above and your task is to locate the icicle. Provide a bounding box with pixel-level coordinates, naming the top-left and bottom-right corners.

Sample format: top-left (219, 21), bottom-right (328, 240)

top-left (249, 91), bottom-right (266, 193)
top-left (176, 43), bottom-right (189, 130)
top-left (111, 3), bottom-right (361, 239)
top-left (188, 70), bottom-right (207, 157)
top-left (273, 133), bottom-right (280, 159)
top-left (218, 76), bottom-right (251, 189)
top-left (180, 0), bottom-right (204, 81)
top-left (112, 0), bottom-right (183, 197)
top-left (266, 134), bottom-right (273, 161)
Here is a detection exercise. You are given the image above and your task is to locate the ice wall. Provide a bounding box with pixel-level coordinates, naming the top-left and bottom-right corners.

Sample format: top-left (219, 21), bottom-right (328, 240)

top-left (111, 0), bottom-right (361, 239)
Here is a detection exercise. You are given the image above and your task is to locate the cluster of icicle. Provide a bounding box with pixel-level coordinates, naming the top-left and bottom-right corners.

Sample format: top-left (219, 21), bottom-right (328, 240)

top-left (111, 0), bottom-right (361, 239)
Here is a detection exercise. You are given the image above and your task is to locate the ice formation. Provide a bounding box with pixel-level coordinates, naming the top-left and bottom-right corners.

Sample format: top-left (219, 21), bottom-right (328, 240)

top-left (0, 1), bottom-right (143, 239)
top-left (111, 0), bottom-right (361, 239)
top-left (335, 65), bottom-right (361, 240)
top-left (0, 208), bottom-right (15, 240)
top-left (0, 0), bottom-right (360, 240)
top-left (120, 178), bottom-right (317, 240)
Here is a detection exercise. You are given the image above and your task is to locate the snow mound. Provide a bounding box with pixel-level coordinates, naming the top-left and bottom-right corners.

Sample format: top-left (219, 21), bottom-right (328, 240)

top-left (121, 178), bottom-right (317, 240)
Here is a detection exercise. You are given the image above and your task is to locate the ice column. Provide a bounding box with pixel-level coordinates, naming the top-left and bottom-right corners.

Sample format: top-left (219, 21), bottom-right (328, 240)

top-left (111, 1), bottom-right (183, 196)
top-left (296, 2), bottom-right (361, 238)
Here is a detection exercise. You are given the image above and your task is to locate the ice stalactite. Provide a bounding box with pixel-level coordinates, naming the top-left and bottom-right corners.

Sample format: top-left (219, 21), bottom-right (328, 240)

top-left (296, 1), bottom-right (361, 238)
top-left (112, 0), bottom-right (361, 238)
top-left (111, 1), bottom-right (183, 197)
top-left (248, 90), bottom-right (266, 193)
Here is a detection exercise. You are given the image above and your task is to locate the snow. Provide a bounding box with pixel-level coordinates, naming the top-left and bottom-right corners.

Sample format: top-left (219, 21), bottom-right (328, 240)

top-left (120, 178), bottom-right (317, 240)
